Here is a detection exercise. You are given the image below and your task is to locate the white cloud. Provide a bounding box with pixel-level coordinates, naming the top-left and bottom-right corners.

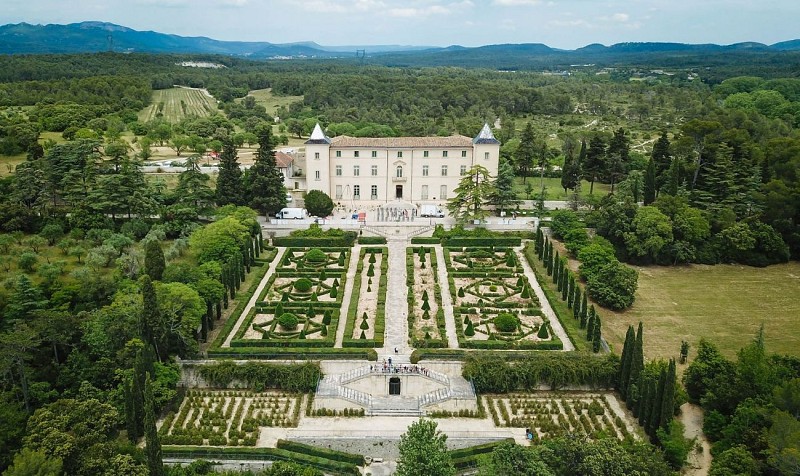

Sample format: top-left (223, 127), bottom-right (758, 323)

top-left (611, 13), bottom-right (629, 22)
top-left (492, 0), bottom-right (540, 6)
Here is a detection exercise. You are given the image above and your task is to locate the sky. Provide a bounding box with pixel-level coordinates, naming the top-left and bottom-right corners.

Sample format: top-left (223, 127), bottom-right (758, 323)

top-left (1, 0), bottom-right (799, 49)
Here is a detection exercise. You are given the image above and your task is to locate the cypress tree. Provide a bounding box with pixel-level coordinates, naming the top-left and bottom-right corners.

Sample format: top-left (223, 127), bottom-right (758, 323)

top-left (649, 368), bottom-right (667, 438)
top-left (644, 157), bottom-right (657, 205)
top-left (243, 246), bottom-right (251, 274)
top-left (580, 293), bottom-right (588, 323)
top-left (215, 301), bottom-right (222, 320)
top-left (567, 275), bottom-right (575, 308)
top-left (258, 232), bottom-right (264, 252)
top-left (553, 253), bottom-right (561, 286)
top-left (238, 251), bottom-right (246, 282)
top-left (586, 308), bottom-right (595, 341)
top-left (638, 375), bottom-right (651, 423)
top-left (659, 359), bottom-right (677, 431)
top-left (244, 125), bottom-right (287, 216)
top-left (144, 240), bottom-right (165, 281)
top-left (215, 138), bottom-right (244, 206)
top-left (618, 326), bottom-right (636, 398)
top-left (124, 378), bottom-right (137, 442)
top-left (561, 270), bottom-right (569, 301)
top-left (627, 322), bottom-right (645, 409)
top-left (546, 244), bottom-right (554, 276)
top-left (144, 372), bottom-right (164, 476)
top-left (572, 287), bottom-right (581, 319)
top-left (592, 317), bottom-right (602, 352)
top-left (535, 228), bottom-right (544, 257)
top-left (140, 275), bottom-right (162, 361)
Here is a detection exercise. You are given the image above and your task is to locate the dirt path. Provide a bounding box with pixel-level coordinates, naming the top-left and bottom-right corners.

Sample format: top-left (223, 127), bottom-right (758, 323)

top-left (680, 403), bottom-right (712, 476)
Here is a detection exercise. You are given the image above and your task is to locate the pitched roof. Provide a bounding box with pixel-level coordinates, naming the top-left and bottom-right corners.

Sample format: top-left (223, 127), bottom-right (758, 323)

top-left (330, 135), bottom-right (473, 148)
top-left (473, 123), bottom-right (500, 145)
top-left (305, 123), bottom-right (331, 145)
top-left (275, 151), bottom-right (293, 168)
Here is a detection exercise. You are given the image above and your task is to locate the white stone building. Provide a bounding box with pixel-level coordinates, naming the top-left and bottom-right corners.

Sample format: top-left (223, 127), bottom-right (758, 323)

top-left (304, 123), bottom-right (500, 206)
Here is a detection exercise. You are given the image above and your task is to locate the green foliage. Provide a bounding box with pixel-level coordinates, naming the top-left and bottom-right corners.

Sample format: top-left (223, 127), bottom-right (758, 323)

top-left (656, 420), bottom-right (693, 470)
top-left (586, 260), bottom-right (638, 310)
top-left (189, 216), bottom-right (249, 264)
top-left (3, 448), bottom-right (63, 476)
top-left (464, 320), bottom-right (475, 337)
top-left (396, 419), bottom-right (455, 476)
top-left (304, 248), bottom-right (327, 263)
top-left (197, 361), bottom-right (321, 392)
top-left (293, 278), bottom-right (313, 292)
top-left (144, 239), bottom-right (166, 281)
top-left (304, 190), bottom-right (335, 218)
top-left (494, 313), bottom-right (518, 333)
top-left (277, 313), bottom-right (299, 330)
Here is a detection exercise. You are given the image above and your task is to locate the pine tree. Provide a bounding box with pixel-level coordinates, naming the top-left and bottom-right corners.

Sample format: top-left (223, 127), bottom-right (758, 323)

top-left (627, 322), bottom-right (645, 409)
top-left (592, 317), bottom-right (602, 353)
top-left (144, 372), bottom-right (164, 476)
top-left (651, 131), bottom-right (672, 188)
top-left (644, 157), bottom-right (657, 204)
top-left (585, 135), bottom-right (607, 194)
top-left (215, 138), bottom-right (244, 206)
top-left (618, 326), bottom-right (636, 399)
top-left (144, 240), bottom-right (165, 281)
top-left (659, 359), bottom-right (677, 431)
top-left (244, 125), bottom-right (287, 216)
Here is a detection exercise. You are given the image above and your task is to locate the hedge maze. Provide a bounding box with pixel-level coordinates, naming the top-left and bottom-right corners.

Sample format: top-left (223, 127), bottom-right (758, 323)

top-left (160, 390), bottom-right (304, 447)
top-left (445, 247), bottom-right (562, 350)
top-left (483, 393), bottom-right (635, 441)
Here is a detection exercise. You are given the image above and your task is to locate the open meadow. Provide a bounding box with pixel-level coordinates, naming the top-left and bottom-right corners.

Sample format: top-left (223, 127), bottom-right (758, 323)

top-left (138, 87), bottom-right (219, 122)
top-left (242, 88), bottom-right (303, 117)
top-left (601, 262), bottom-right (800, 360)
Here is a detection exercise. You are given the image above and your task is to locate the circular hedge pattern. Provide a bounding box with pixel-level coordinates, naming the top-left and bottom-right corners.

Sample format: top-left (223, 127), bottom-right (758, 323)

top-left (305, 248), bottom-right (327, 263)
top-left (277, 313), bottom-right (299, 330)
top-left (294, 278), bottom-right (313, 292)
top-left (494, 313), bottom-right (518, 332)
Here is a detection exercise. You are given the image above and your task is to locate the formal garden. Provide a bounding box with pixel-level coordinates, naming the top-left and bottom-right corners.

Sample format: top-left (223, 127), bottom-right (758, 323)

top-left (444, 246), bottom-right (562, 350)
top-left (482, 393), bottom-right (638, 441)
top-left (159, 390), bottom-right (306, 446)
top-left (406, 246), bottom-right (447, 347)
top-left (342, 247), bottom-right (388, 348)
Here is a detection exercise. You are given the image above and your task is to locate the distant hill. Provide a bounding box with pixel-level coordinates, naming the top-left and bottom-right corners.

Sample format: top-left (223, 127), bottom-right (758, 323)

top-left (0, 21), bottom-right (799, 67)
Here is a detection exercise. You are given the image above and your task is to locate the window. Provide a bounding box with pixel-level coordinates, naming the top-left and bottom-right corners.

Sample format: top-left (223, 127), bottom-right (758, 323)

top-left (422, 165), bottom-right (429, 177)
top-left (314, 152), bottom-right (320, 159)
top-left (440, 185), bottom-right (447, 199)
top-left (461, 150), bottom-right (467, 157)
top-left (354, 151), bottom-right (360, 158)
top-left (397, 151), bottom-right (403, 158)
top-left (441, 165), bottom-right (448, 176)
top-left (460, 165), bottom-right (467, 175)
top-left (396, 166), bottom-right (403, 178)
top-left (315, 171), bottom-right (320, 180)
top-left (421, 185), bottom-right (429, 200)
top-left (336, 185), bottom-right (342, 199)
top-left (335, 165), bottom-right (342, 176)
top-left (371, 151), bottom-right (377, 158)
top-left (353, 185), bottom-right (360, 199)
top-left (423, 150), bottom-right (429, 158)
top-left (371, 165), bottom-right (378, 176)
top-left (485, 152), bottom-right (490, 160)
top-left (336, 150), bottom-right (341, 158)
top-left (371, 185), bottom-right (378, 199)
top-left (443, 150), bottom-right (448, 158)
top-left (353, 165), bottom-right (360, 176)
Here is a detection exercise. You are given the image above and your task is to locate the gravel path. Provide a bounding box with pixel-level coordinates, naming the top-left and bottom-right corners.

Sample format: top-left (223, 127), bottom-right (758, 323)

top-left (680, 403), bottom-right (712, 476)
top-left (381, 239), bottom-right (411, 355)
top-left (515, 244), bottom-right (575, 351)
top-left (434, 245), bottom-right (460, 349)
top-left (222, 247), bottom-right (285, 348)
top-left (334, 245), bottom-right (361, 348)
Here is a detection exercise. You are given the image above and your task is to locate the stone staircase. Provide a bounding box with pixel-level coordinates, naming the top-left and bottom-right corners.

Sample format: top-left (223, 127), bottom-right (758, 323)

top-left (340, 364), bottom-right (450, 387)
top-left (316, 374), bottom-right (373, 408)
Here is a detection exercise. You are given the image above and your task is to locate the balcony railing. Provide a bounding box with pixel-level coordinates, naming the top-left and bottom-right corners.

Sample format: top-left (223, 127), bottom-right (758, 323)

top-left (392, 176), bottom-right (407, 182)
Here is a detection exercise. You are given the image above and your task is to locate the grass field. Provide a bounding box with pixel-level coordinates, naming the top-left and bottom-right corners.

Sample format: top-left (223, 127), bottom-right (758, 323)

top-left (513, 177), bottom-right (612, 201)
top-left (139, 88), bottom-right (219, 123)
top-left (243, 88), bottom-right (303, 117)
top-left (601, 262), bottom-right (800, 360)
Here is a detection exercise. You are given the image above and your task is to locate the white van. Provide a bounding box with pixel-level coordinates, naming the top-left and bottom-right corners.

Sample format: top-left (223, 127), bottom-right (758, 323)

top-left (419, 204), bottom-right (445, 218)
top-left (275, 207), bottom-right (307, 219)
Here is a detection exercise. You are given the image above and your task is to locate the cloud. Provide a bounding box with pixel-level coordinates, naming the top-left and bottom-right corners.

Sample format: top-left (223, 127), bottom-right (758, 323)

top-left (611, 12), bottom-right (629, 22)
top-left (389, 4), bottom-right (450, 17)
top-left (492, 0), bottom-right (540, 6)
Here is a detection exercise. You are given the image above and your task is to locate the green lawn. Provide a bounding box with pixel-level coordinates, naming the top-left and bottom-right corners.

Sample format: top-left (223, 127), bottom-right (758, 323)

top-left (243, 88), bottom-right (303, 117)
top-left (602, 262), bottom-right (800, 360)
top-left (138, 88), bottom-right (219, 123)
top-left (513, 177), bottom-right (612, 201)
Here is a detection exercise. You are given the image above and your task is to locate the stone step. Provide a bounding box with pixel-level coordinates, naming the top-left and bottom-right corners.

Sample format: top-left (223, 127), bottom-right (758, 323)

top-left (368, 408), bottom-right (423, 417)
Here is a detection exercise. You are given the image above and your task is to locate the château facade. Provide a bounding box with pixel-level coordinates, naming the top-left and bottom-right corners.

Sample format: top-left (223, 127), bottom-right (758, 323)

top-left (304, 123), bottom-right (500, 205)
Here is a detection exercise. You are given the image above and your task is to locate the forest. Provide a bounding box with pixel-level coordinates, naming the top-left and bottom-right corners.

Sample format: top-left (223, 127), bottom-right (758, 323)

top-left (0, 51), bottom-right (799, 475)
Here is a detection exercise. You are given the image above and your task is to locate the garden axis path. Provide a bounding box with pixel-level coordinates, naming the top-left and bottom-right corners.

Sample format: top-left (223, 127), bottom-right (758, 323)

top-left (380, 238), bottom-right (411, 356)
top-left (434, 245), bottom-right (460, 349)
top-left (221, 247), bottom-right (286, 348)
top-left (514, 244), bottom-right (575, 351)
top-left (334, 245), bottom-right (361, 348)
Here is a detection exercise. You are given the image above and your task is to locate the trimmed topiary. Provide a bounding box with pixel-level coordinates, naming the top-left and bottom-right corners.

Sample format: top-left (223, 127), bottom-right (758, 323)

top-left (322, 310), bottom-right (332, 325)
top-left (367, 263), bottom-right (375, 277)
top-left (319, 269), bottom-right (327, 281)
top-left (281, 291), bottom-right (289, 302)
top-left (277, 313), bottom-right (299, 330)
top-left (422, 290), bottom-right (429, 301)
top-left (369, 252), bottom-right (376, 264)
top-left (311, 292), bottom-right (318, 301)
top-left (294, 278), bottom-right (313, 292)
top-left (463, 315), bottom-right (470, 325)
top-left (424, 331), bottom-right (431, 340)
top-left (362, 312), bottom-right (368, 320)
top-left (305, 248), bottom-right (327, 263)
top-left (321, 325), bottom-right (328, 336)
top-left (359, 330), bottom-right (366, 339)
top-left (367, 285), bottom-right (372, 292)
top-left (516, 276), bottom-right (524, 287)
top-left (421, 300), bottom-right (431, 311)
top-left (275, 303), bottom-right (284, 317)
top-left (537, 323), bottom-right (549, 339)
top-left (306, 305), bottom-right (315, 317)
top-left (464, 320), bottom-right (475, 337)
top-left (329, 286), bottom-right (338, 298)
top-left (333, 278), bottom-right (339, 287)
top-left (458, 287), bottom-right (465, 297)
top-left (360, 319), bottom-right (369, 330)
top-left (422, 310), bottom-right (430, 320)
top-left (494, 313), bottom-right (518, 333)
top-left (520, 285), bottom-right (530, 299)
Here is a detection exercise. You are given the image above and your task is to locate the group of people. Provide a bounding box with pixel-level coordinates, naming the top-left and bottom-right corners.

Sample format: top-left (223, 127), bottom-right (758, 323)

top-left (370, 360), bottom-right (433, 377)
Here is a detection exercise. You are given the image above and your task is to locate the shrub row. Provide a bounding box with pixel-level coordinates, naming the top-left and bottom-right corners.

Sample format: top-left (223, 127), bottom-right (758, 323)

top-left (161, 446), bottom-right (359, 475)
top-left (210, 260), bottom-right (272, 348)
top-left (342, 247), bottom-right (387, 348)
top-left (207, 347), bottom-right (378, 360)
top-left (449, 439), bottom-right (514, 470)
top-left (410, 236), bottom-right (440, 244)
top-left (443, 237), bottom-right (522, 247)
top-left (276, 439), bottom-right (365, 466)
top-left (196, 361), bottom-right (322, 392)
top-left (357, 236), bottom-right (387, 244)
top-left (273, 235), bottom-right (356, 247)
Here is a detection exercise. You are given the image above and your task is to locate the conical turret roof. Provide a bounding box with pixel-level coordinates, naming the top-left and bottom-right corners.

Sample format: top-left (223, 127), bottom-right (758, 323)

top-left (305, 123), bottom-right (331, 144)
top-left (473, 123), bottom-right (500, 145)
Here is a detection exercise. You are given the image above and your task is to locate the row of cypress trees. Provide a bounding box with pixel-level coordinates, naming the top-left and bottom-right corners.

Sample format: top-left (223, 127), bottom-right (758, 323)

top-left (123, 344), bottom-right (164, 476)
top-left (534, 228), bottom-right (602, 352)
top-left (618, 323), bottom-right (677, 440)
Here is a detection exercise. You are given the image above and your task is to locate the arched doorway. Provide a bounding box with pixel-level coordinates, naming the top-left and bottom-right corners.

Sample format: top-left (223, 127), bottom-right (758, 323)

top-left (389, 377), bottom-right (401, 395)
